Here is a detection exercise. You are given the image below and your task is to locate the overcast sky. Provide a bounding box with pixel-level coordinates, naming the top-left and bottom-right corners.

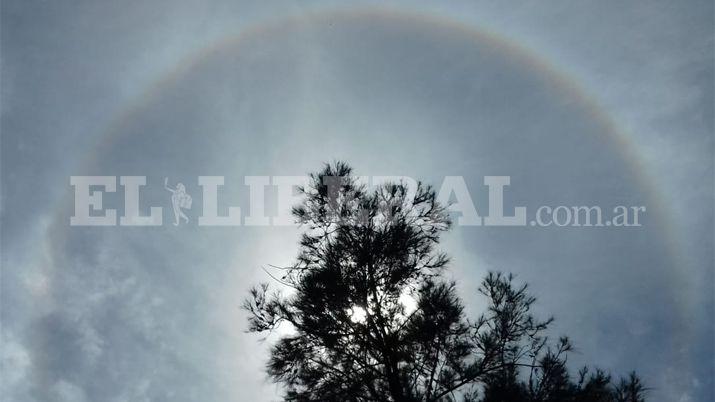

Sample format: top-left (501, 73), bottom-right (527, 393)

top-left (1, 1), bottom-right (713, 401)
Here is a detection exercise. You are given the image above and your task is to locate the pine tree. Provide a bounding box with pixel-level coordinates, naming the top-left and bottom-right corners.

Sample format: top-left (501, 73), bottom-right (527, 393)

top-left (243, 162), bottom-right (647, 402)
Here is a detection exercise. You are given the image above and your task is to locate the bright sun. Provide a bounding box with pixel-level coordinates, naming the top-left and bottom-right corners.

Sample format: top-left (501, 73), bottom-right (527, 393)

top-left (348, 306), bottom-right (368, 323)
top-left (348, 291), bottom-right (417, 324)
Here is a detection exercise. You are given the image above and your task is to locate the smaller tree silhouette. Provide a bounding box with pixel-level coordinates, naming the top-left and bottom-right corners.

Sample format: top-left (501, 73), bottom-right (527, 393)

top-left (244, 162), bottom-right (647, 402)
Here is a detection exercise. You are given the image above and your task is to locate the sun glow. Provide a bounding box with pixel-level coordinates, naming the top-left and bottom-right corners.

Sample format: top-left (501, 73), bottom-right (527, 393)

top-left (347, 290), bottom-right (417, 325)
top-left (399, 291), bottom-right (417, 315)
top-left (348, 306), bottom-right (368, 323)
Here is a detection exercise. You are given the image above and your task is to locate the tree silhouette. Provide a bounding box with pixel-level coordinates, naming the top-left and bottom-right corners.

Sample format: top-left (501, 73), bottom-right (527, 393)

top-left (244, 162), bottom-right (647, 402)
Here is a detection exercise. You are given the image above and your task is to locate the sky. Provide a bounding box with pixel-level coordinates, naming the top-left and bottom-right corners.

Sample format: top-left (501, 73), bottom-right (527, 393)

top-left (1, 1), bottom-right (713, 401)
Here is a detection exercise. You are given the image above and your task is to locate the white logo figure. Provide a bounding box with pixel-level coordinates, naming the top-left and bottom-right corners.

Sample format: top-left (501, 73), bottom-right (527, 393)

top-left (165, 177), bottom-right (192, 226)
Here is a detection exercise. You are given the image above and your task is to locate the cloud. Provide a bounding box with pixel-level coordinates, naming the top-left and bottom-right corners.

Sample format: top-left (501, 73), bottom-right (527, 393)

top-left (1, 2), bottom-right (711, 401)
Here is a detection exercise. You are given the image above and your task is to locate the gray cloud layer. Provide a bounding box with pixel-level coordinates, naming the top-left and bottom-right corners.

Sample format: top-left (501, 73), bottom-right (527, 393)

top-left (2, 1), bottom-right (712, 401)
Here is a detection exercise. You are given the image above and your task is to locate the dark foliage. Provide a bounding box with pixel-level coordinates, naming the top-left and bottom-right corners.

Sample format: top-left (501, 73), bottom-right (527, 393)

top-left (244, 162), bottom-right (647, 402)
